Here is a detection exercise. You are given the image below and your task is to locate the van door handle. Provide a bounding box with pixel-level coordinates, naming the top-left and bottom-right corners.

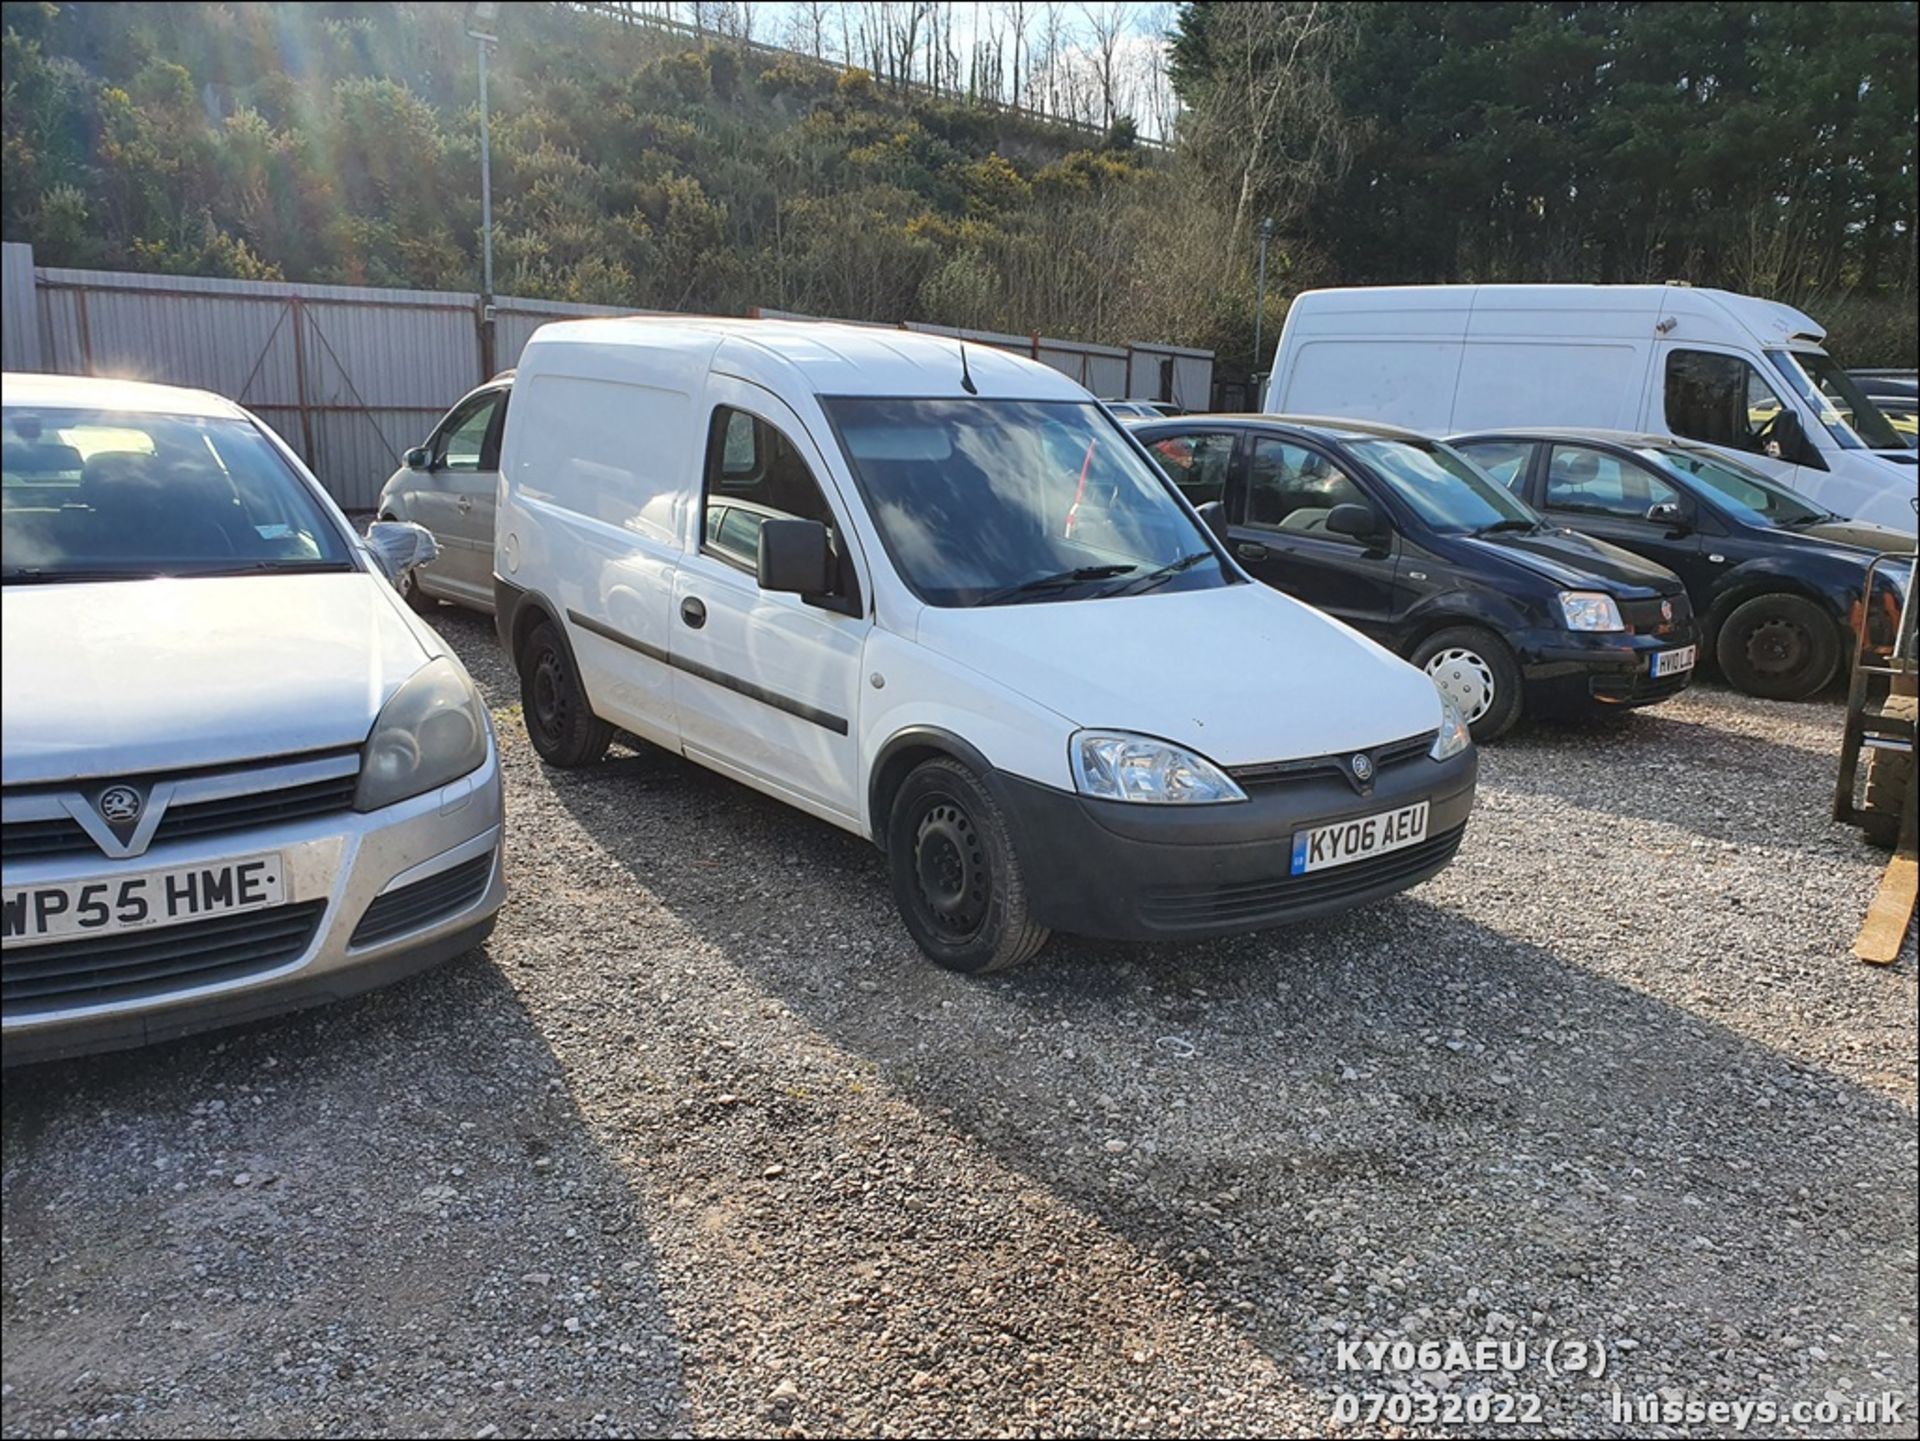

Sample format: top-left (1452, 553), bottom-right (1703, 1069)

top-left (680, 596), bottom-right (707, 629)
top-left (1236, 541), bottom-right (1269, 561)
top-left (455, 495), bottom-right (473, 512)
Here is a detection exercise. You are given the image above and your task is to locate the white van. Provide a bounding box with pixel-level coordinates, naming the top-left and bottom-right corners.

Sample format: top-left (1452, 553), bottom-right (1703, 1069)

top-left (1264, 285), bottom-right (1918, 534)
top-left (494, 318), bottom-right (1475, 972)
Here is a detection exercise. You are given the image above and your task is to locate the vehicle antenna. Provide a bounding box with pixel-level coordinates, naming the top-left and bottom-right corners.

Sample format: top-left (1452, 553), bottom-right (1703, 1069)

top-left (958, 341), bottom-right (978, 395)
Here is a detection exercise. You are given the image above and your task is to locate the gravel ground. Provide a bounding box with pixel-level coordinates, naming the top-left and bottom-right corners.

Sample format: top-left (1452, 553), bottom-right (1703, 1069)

top-left (4, 606), bottom-right (1915, 1439)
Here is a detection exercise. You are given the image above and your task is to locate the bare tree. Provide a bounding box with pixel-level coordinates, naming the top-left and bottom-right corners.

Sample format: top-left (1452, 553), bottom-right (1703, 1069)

top-left (1000, 0), bottom-right (1028, 111)
top-left (1079, 1), bottom-right (1128, 130)
top-left (787, 0), bottom-right (833, 58)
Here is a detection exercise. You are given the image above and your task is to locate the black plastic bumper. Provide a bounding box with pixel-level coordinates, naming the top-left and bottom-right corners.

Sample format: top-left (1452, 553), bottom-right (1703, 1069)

top-left (994, 748), bottom-right (1477, 942)
top-left (1, 915), bottom-right (496, 1068)
top-left (1514, 624), bottom-right (1700, 713)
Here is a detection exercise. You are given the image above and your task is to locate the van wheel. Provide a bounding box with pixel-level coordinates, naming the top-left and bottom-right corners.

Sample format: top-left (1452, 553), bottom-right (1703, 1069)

top-left (1411, 626), bottom-right (1523, 742)
top-left (519, 619), bottom-right (611, 767)
top-left (886, 758), bottom-right (1050, 975)
top-left (1715, 593), bottom-right (1840, 700)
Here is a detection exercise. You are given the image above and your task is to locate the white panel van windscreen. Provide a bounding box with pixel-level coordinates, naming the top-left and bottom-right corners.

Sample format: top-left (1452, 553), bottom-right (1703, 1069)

top-left (517, 375), bottom-right (689, 544)
top-left (1278, 340), bottom-right (1463, 432)
top-left (1450, 342), bottom-right (1643, 430)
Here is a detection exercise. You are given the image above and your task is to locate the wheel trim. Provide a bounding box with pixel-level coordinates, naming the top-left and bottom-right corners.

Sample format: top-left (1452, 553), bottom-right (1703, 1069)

top-left (1744, 616), bottom-right (1812, 678)
top-left (1424, 647), bottom-right (1496, 724)
top-left (912, 798), bottom-right (989, 941)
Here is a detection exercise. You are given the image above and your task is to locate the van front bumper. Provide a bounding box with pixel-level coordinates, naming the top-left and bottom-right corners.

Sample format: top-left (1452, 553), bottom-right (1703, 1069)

top-left (1, 749), bottom-right (505, 1067)
top-left (995, 748), bottom-right (1476, 942)
top-left (1513, 625), bottom-right (1700, 713)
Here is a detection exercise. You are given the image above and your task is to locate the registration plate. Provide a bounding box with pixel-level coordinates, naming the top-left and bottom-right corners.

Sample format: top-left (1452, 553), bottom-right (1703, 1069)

top-left (1291, 801), bottom-right (1429, 876)
top-left (1651, 645), bottom-right (1697, 678)
top-left (1, 853), bottom-right (286, 947)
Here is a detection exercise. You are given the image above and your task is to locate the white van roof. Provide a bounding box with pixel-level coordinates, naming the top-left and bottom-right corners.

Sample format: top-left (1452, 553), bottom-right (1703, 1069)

top-left (1286, 285), bottom-right (1827, 347)
top-left (520, 316), bottom-right (1089, 402)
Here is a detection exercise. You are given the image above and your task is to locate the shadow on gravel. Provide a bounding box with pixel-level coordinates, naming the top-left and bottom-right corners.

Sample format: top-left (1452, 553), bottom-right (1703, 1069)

top-left (0, 949), bottom-right (691, 1438)
top-left (545, 741), bottom-right (1918, 1426)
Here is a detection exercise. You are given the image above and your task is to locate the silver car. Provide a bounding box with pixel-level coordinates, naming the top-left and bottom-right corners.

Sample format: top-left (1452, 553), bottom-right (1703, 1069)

top-left (377, 374), bottom-right (512, 613)
top-left (1, 373), bottom-right (505, 1064)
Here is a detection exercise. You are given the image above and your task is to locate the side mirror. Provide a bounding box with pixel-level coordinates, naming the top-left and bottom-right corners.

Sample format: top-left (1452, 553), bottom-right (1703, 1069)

top-left (404, 446), bottom-right (430, 471)
top-left (1646, 501), bottom-right (1692, 533)
top-left (1194, 499), bottom-right (1231, 543)
top-left (365, 520), bottom-right (439, 587)
top-left (1326, 502), bottom-right (1381, 539)
top-left (757, 518), bottom-right (834, 596)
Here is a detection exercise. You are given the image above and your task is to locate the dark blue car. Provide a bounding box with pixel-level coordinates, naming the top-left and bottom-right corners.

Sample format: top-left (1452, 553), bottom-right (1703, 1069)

top-left (1450, 429), bottom-right (1913, 699)
top-left (1131, 415), bottom-right (1697, 741)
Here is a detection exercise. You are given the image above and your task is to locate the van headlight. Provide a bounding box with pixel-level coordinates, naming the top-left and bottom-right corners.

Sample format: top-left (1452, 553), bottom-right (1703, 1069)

top-left (1430, 698), bottom-right (1472, 761)
top-left (1558, 590), bottom-right (1625, 632)
top-left (355, 657), bottom-right (490, 812)
top-left (1070, 731), bottom-right (1247, 804)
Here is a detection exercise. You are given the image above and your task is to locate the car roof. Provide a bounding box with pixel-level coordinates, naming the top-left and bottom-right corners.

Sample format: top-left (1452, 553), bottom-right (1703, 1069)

top-left (1447, 426), bottom-right (1698, 450)
top-left (1, 371), bottom-right (250, 420)
top-left (523, 317), bottom-right (1086, 402)
top-left (1129, 412), bottom-right (1437, 444)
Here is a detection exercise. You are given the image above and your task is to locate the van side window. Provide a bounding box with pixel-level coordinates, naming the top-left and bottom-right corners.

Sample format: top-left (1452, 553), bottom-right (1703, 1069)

top-left (1142, 431), bottom-right (1234, 506)
top-left (1664, 350), bottom-right (1789, 458)
top-left (1544, 446), bottom-right (1680, 520)
top-left (1245, 438), bottom-right (1367, 540)
top-left (701, 406), bottom-right (840, 574)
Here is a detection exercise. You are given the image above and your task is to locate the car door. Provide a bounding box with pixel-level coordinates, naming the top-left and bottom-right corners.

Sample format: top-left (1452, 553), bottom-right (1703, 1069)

top-left (1538, 443), bottom-right (1709, 588)
top-left (671, 385), bottom-right (870, 828)
top-left (1232, 434), bottom-right (1399, 640)
top-left (422, 387), bottom-right (506, 602)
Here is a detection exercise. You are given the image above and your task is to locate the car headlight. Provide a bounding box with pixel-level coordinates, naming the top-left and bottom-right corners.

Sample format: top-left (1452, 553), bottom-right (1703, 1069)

top-left (1430, 698), bottom-right (1472, 760)
top-left (355, 657), bottom-right (490, 812)
top-left (1558, 590), bottom-right (1625, 632)
top-left (1070, 731), bottom-right (1247, 804)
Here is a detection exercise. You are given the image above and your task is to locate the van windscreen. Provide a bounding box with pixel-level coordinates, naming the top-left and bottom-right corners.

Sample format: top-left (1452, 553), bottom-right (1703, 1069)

top-left (823, 398), bottom-right (1229, 608)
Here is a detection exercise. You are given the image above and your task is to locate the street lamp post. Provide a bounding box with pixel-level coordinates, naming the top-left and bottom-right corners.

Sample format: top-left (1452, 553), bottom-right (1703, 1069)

top-left (467, 2), bottom-right (500, 375)
top-left (1253, 216), bottom-right (1276, 405)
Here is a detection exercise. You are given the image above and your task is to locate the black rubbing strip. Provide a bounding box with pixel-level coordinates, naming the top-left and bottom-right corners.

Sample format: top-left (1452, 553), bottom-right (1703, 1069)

top-left (564, 611), bottom-right (849, 736)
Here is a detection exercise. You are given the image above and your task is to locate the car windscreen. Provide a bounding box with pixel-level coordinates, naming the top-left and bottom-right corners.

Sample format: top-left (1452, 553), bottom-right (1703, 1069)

top-left (1351, 439), bottom-right (1542, 534)
top-left (822, 397), bottom-right (1228, 607)
top-left (1768, 350), bottom-right (1904, 451)
top-left (2, 407), bottom-right (354, 583)
top-left (1640, 446), bottom-right (1831, 527)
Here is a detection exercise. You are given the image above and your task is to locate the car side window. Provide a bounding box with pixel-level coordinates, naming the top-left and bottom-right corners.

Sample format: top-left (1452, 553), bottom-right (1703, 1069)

top-left (1245, 438), bottom-right (1368, 540)
top-left (1457, 441), bottom-right (1533, 494)
top-left (701, 405), bottom-right (840, 574)
top-left (1545, 446), bottom-right (1680, 520)
top-left (433, 392), bottom-right (503, 472)
top-left (1664, 350), bottom-right (1790, 458)
top-left (1142, 431), bottom-right (1235, 506)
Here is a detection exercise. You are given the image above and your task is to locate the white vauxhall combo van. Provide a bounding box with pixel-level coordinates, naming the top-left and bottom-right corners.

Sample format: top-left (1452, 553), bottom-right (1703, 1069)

top-left (495, 319), bottom-right (1476, 972)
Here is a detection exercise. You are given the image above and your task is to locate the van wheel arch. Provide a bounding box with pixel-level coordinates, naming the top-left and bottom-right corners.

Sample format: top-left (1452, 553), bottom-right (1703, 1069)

top-left (868, 728), bottom-right (998, 847)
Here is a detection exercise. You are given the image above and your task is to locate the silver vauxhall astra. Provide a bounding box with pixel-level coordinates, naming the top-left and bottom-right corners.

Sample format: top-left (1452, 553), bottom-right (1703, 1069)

top-left (1, 373), bottom-right (505, 1064)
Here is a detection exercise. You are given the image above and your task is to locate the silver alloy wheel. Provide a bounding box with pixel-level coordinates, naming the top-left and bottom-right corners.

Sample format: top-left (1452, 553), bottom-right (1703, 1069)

top-left (1424, 646), bottom-right (1496, 724)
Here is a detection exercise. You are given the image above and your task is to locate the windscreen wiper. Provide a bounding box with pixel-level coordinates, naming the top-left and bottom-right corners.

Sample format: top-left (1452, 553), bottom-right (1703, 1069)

top-left (1114, 550), bottom-right (1216, 595)
top-left (0, 568), bottom-right (160, 585)
top-left (1473, 518), bottom-right (1538, 535)
top-left (181, 560), bottom-right (356, 577)
top-left (973, 563), bottom-right (1136, 607)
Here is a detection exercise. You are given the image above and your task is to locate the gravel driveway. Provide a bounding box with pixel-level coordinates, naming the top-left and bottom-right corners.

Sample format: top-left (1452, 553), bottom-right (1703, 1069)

top-left (4, 607), bottom-right (1915, 1439)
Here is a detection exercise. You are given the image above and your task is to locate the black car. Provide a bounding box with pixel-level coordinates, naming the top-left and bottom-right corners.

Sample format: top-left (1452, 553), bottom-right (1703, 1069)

top-left (1449, 429), bottom-right (1915, 699)
top-left (1130, 416), bottom-right (1698, 741)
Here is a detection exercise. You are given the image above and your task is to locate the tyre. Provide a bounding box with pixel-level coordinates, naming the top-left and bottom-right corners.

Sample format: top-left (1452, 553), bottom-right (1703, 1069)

top-left (885, 757), bottom-right (1050, 974)
top-left (518, 619), bottom-right (612, 767)
top-left (1714, 593), bottom-right (1840, 700)
top-left (1410, 626), bottom-right (1524, 742)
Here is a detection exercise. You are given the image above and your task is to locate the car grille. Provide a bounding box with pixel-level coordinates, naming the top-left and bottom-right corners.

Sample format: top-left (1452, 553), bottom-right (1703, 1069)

top-left (1225, 731), bottom-right (1436, 791)
top-left (2, 900), bottom-right (327, 1017)
top-left (2, 759), bottom-right (359, 860)
top-left (1620, 592), bottom-right (1694, 638)
top-left (1137, 823), bottom-right (1466, 931)
top-left (350, 852), bottom-right (494, 948)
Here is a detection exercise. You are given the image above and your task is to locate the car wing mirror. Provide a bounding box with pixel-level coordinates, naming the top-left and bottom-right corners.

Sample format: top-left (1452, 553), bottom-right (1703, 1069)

top-left (1646, 501), bottom-right (1692, 533)
top-left (1193, 499), bottom-right (1231, 543)
top-left (404, 446), bottom-right (430, 470)
top-left (757, 518), bottom-right (834, 596)
top-left (365, 520), bottom-right (439, 587)
top-left (1325, 502), bottom-right (1382, 539)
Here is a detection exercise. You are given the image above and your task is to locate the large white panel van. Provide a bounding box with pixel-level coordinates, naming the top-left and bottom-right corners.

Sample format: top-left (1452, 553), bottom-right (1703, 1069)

top-left (494, 319), bottom-right (1476, 973)
top-left (1263, 285), bottom-right (1918, 534)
